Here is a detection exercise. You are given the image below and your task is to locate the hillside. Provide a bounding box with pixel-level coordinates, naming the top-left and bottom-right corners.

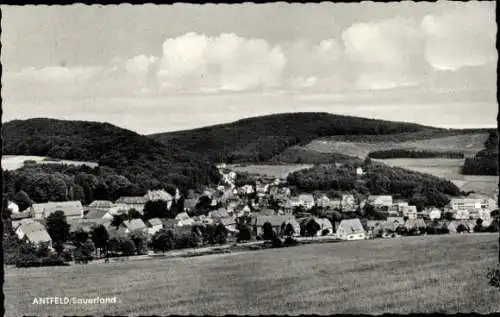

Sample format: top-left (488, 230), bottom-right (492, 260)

top-left (2, 118), bottom-right (220, 192)
top-left (462, 130), bottom-right (499, 176)
top-left (150, 112), bottom-right (441, 163)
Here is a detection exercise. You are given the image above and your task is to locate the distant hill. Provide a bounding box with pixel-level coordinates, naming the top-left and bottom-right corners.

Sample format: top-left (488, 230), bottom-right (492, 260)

top-left (150, 112), bottom-right (440, 164)
top-left (2, 118), bottom-right (220, 191)
top-left (462, 130), bottom-right (499, 176)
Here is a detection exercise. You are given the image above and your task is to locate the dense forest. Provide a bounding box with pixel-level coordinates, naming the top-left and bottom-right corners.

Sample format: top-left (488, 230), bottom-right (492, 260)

top-left (287, 160), bottom-right (462, 210)
top-left (2, 164), bottom-right (172, 207)
top-left (462, 131), bottom-right (498, 176)
top-left (2, 118), bottom-right (220, 191)
top-left (367, 149), bottom-right (464, 159)
top-left (150, 112), bottom-right (436, 163)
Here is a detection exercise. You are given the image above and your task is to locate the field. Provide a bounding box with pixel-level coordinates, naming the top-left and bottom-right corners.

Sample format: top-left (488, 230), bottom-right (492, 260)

top-left (1, 155), bottom-right (98, 171)
top-left (4, 234), bottom-right (499, 316)
top-left (375, 158), bottom-right (499, 196)
top-left (303, 133), bottom-right (489, 158)
top-left (227, 164), bottom-right (313, 178)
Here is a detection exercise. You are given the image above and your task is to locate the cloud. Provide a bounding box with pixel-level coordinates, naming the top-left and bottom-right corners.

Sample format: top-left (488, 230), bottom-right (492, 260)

top-left (341, 17), bottom-right (427, 90)
top-left (421, 3), bottom-right (497, 71)
top-left (156, 32), bottom-right (286, 92)
top-left (124, 55), bottom-right (158, 76)
top-left (5, 65), bottom-right (103, 83)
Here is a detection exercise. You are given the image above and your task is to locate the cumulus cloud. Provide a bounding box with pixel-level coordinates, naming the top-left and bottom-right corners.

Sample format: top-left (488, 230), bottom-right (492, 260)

top-left (124, 55), bottom-right (158, 76)
top-left (422, 3), bottom-right (497, 71)
top-left (341, 17), bottom-right (427, 90)
top-left (156, 32), bottom-right (286, 92)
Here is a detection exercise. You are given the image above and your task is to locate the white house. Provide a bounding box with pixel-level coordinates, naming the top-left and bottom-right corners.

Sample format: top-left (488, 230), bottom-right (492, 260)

top-left (341, 194), bottom-right (357, 212)
top-left (449, 198), bottom-right (482, 211)
top-left (31, 201), bottom-right (84, 220)
top-left (175, 212), bottom-right (195, 227)
top-left (144, 189), bottom-right (173, 209)
top-left (335, 219), bottom-right (366, 240)
top-left (367, 195), bottom-right (393, 208)
top-left (453, 209), bottom-right (470, 220)
top-left (123, 218), bottom-right (147, 234)
top-left (14, 219), bottom-right (52, 248)
top-left (356, 167), bottom-right (364, 176)
top-left (298, 194), bottom-right (315, 210)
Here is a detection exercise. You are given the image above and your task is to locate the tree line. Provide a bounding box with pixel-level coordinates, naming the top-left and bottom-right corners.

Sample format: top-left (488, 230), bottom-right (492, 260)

top-left (462, 131), bottom-right (498, 176)
top-left (367, 149), bottom-right (464, 159)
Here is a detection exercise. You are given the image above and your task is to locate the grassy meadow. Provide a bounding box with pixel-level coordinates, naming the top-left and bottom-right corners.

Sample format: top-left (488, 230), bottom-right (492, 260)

top-left (1, 155), bottom-right (98, 171)
top-left (227, 164), bottom-right (313, 178)
top-left (304, 132), bottom-right (489, 158)
top-left (4, 234), bottom-right (499, 316)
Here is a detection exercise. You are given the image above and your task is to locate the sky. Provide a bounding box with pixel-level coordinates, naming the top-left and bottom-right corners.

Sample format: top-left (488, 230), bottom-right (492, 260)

top-left (1, 2), bottom-right (497, 134)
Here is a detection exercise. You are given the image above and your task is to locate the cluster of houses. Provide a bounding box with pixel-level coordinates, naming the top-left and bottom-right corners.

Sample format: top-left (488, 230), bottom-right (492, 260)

top-left (6, 165), bottom-right (498, 252)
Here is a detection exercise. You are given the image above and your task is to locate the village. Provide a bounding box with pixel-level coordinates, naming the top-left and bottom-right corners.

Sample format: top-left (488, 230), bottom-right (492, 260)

top-left (6, 163), bottom-right (499, 265)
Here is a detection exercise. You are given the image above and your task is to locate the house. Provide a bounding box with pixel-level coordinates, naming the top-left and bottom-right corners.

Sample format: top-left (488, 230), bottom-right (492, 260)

top-left (147, 218), bottom-right (164, 236)
top-left (31, 201), bottom-right (84, 220)
top-left (367, 195), bottom-right (393, 208)
top-left (161, 218), bottom-right (178, 231)
top-left (14, 219), bottom-right (52, 248)
top-left (424, 208), bottom-right (442, 220)
top-left (316, 195), bottom-right (331, 208)
top-left (217, 217), bottom-right (238, 235)
top-left (384, 217), bottom-right (405, 232)
top-left (175, 212), bottom-right (195, 227)
top-left (449, 198), bottom-right (482, 211)
top-left (183, 198), bottom-right (198, 213)
top-left (208, 208), bottom-right (229, 220)
top-left (145, 189), bottom-right (173, 203)
top-left (115, 196), bottom-right (147, 213)
top-left (103, 205), bottom-right (129, 220)
top-left (314, 218), bottom-right (334, 236)
top-left (88, 200), bottom-right (115, 211)
top-left (341, 195), bottom-right (357, 212)
top-left (335, 219), bottom-right (366, 240)
top-left (123, 218), bottom-right (147, 234)
top-left (69, 218), bottom-right (110, 233)
top-left (8, 201), bottom-right (19, 213)
top-left (453, 209), bottom-right (470, 220)
top-left (252, 215), bottom-right (288, 236)
top-left (240, 185), bottom-right (255, 195)
top-left (298, 194), bottom-right (315, 210)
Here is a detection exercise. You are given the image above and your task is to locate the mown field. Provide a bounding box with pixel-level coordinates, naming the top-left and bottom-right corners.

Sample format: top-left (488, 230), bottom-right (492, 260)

top-left (227, 164), bottom-right (313, 178)
top-left (303, 132), bottom-right (489, 158)
top-left (375, 158), bottom-right (499, 196)
top-left (4, 234), bottom-right (499, 316)
top-left (1, 155), bottom-right (98, 171)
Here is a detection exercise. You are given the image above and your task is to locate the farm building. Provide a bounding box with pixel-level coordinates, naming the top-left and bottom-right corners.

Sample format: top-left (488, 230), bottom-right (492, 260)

top-left (31, 201), bottom-right (84, 220)
top-left (14, 219), bottom-right (52, 248)
top-left (335, 218), bottom-right (366, 240)
top-left (88, 200), bottom-right (115, 211)
top-left (115, 196), bottom-right (147, 212)
top-left (367, 195), bottom-right (393, 208)
top-left (123, 218), bottom-right (147, 234)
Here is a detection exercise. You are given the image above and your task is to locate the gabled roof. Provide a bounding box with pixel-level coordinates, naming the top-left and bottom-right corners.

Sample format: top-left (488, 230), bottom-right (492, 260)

top-left (175, 212), bottom-right (190, 221)
top-left (31, 201), bottom-right (83, 218)
top-left (84, 209), bottom-right (108, 220)
top-left (315, 218), bottom-right (333, 229)
top-left (338, 219), bottom-right (365, 234)
top-left (161, 218), bottom-right (178, 230)
top-left (123, 218), bottom-right (147, 231)
top-left (115, 196), bottom-right (147, 204)
top-left (299, 194), bottom-right (314, 201)
top-left (208, 208), bottom-right (229, 219)
top-left (107, 226), bottom-right (128, 239)
top-left (88, 200), bottom-right (115, 209)
top-left (183, 198), bottom-right (198, 210)
top-left (15, 219), bottom-right (46, 234)
top-left (254, 215), bottom-right (287, 227)
top-left (148, 218), bottom-right (163, 227)
top-left (145, 190), bottom-right (173, 202)
top-left (25, 229), bottom-right (52, 244)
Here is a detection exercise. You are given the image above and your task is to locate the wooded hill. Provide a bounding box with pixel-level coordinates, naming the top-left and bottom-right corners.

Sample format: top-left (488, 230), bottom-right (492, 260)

top-left (150, 112), bottom-right (439, 163)
top-left (462, 130), bottom-right (499, 176)
top-left (2, 118), bottom-right (220, 192)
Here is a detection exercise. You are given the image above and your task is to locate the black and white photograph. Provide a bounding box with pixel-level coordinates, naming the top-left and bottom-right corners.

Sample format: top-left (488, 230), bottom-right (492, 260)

top-left (1, 1), bottom-right (499, 315)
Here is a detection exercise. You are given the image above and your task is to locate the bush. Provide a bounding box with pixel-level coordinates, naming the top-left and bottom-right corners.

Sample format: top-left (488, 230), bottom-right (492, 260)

top-left (283, 236), bottom-right (299, 246)
top-left (271, 237), bottom-right (283, 248)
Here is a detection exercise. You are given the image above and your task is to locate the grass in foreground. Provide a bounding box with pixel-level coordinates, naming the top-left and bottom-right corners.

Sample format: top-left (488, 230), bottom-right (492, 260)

top-left (4, 234), bottom-right (499, 316)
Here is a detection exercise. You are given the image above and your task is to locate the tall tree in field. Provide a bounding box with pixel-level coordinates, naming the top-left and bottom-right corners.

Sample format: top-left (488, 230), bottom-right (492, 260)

top-left (262, 222), bottom-right (275, 240)
top-left (46, 210), bottom-right (70, 252)
top-left (149, 229), bottom-right (174, 253)
top-left (90, 225), bottom-right (109, 255)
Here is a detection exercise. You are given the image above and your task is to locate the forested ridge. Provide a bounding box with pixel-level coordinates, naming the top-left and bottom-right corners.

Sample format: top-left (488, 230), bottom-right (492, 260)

top-left (2, 118), bottom-right (220, 192)
top-left (462, 130), bottom-right (499, 176)
top-left (150, 112), bottom-right (436, 163)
